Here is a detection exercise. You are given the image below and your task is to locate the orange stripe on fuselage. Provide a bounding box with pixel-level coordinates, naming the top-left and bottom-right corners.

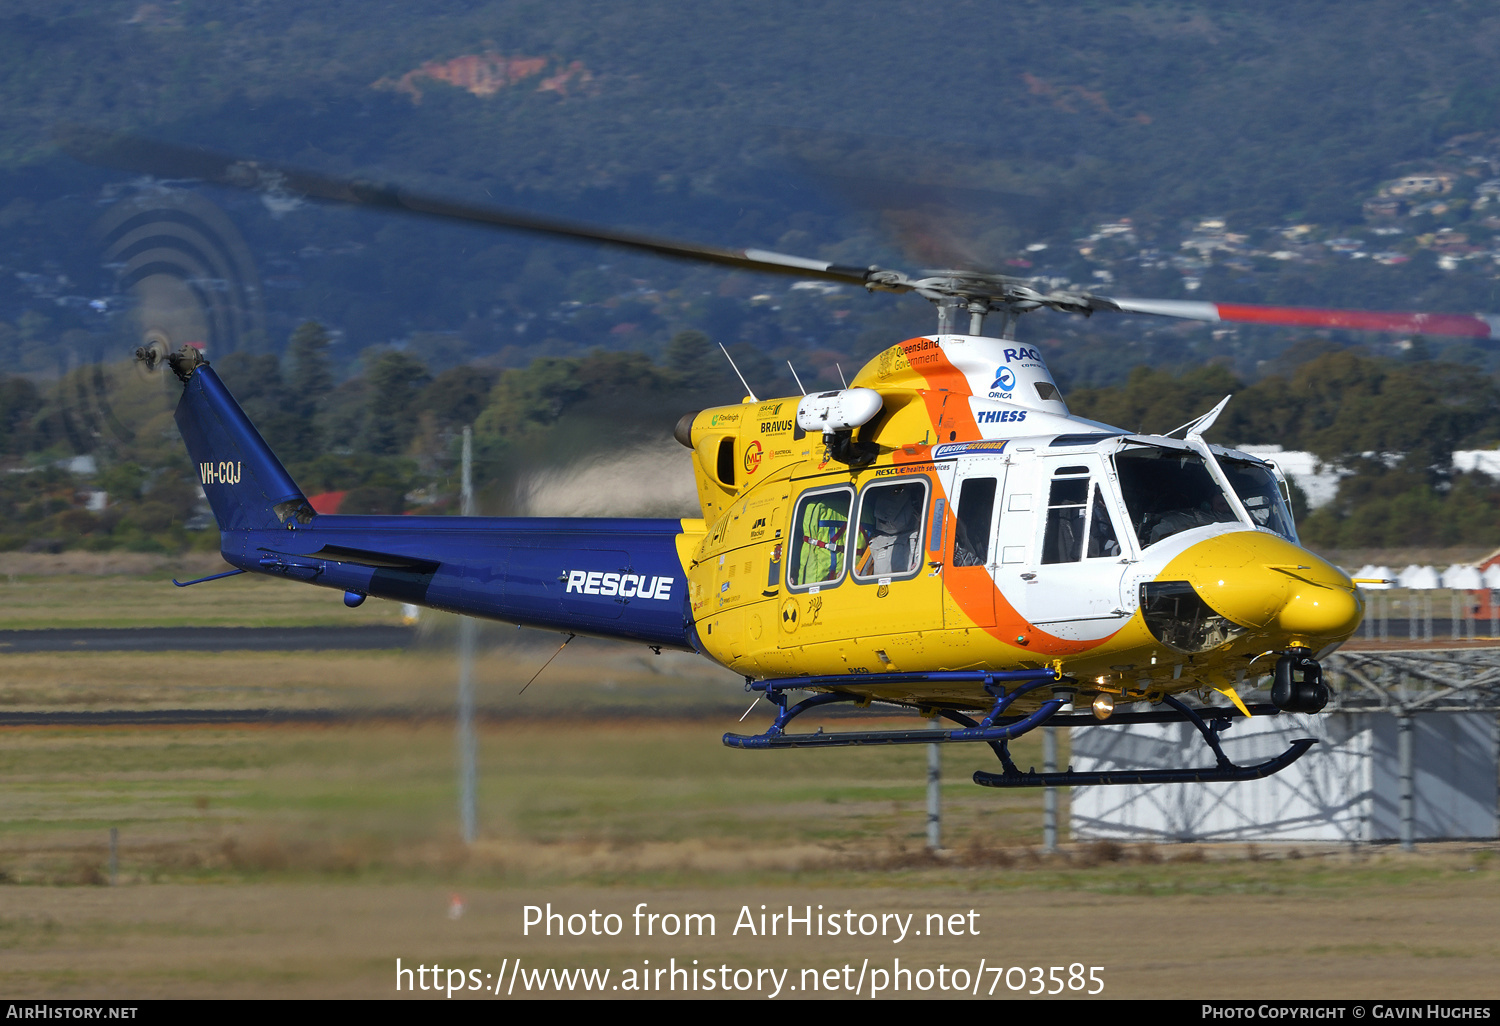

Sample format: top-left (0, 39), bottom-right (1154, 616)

top-left (893, 338), bottom-right (1118, 657)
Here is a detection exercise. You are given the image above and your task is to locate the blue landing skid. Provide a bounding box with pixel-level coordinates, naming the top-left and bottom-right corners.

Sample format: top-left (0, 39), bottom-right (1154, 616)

top-left (722, 670), bottom-right (1069, 751)
top-left (971, 739), bottom-right (1317, 788)
top-left (972, 694), bottom-right (1317, 788)
top-left (721, 676), bottom-right (1318, 789)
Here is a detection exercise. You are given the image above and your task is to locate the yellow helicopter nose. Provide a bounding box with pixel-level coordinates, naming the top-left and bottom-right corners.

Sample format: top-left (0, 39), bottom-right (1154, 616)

top-left (1159, 531), bottom-right (1364, 645)
top-left (1276, 580), bottom-right (1362, 637)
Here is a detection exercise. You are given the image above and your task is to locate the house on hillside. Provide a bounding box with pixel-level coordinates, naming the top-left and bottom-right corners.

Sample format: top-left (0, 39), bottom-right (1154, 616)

top-left (1384, 172), bottom-right (1456, 197)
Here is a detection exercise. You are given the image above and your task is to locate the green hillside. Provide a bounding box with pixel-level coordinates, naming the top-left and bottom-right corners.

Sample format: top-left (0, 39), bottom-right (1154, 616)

top-left (4, 2), bottom-right (1500, 554)
top-left (5, 1), bottom-right (1500, 381)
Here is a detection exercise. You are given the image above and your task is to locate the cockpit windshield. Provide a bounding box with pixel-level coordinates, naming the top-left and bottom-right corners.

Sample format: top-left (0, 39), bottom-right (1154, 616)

top-left (1114, 446), bottom-right (1238, 549)
top-left (1219, 456), bottom-right (1299, 542)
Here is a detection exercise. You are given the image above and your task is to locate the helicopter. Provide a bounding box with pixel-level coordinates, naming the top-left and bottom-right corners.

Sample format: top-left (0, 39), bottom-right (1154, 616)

top-left (62, 128), bottom-right (1465, 791)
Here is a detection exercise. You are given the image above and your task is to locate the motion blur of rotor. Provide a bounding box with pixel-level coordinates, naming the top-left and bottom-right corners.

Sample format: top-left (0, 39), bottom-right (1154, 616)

top-left (57, 124), bottom-right (1500, 346)
top-left (49, 188), bottom-right (265, 459)
top-left (98, 188), bottom-right (265, 365)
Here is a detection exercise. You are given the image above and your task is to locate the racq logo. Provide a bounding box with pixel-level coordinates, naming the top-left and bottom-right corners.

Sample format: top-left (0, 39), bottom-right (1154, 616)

top-left (564, 571), bottom-right (674, 601)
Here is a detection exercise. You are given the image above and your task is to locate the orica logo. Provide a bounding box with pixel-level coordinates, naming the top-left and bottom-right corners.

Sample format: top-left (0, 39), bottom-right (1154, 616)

top-left (990, 366), bottom-right (1017, 391)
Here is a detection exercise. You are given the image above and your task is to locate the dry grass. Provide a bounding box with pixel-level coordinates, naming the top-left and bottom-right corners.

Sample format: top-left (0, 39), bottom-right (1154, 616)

top-left (0, 637), bottom-right (744, 713)
top-left (0, 571), bottom-right (410, 628)
top-left (0, 723), bottom-right (1496, 1001)
top-left (0, 871), bottom-right (1494, 999)
top-left (2, 645), bottom-right (1498, 998)
top-left (0, 718), bottom-right (1063, 885)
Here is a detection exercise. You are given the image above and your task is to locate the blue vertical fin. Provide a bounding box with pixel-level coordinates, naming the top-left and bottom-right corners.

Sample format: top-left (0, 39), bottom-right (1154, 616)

top-left (169, 348), bottom-right (314, 532)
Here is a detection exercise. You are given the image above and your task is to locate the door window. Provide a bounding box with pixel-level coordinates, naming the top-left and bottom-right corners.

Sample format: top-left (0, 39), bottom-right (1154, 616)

top-left (787, 487), bottom-right (853, 589)
top-left (1041, 469), bottom-right (1089, 564)
top-left (1043, 466), bottom-right (1124, 563)
top-left (1086, 485), bottom-right (1123, 558)
top-left (953, 477), bottom-right (997, 567)
top-left (853, 479), bottom-right (928, 580)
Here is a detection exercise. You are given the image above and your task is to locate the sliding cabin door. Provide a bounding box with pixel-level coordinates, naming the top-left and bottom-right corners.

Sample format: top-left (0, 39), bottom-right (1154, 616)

top-left (1010, 454), bottom-right (1131, 636)
top-left (778, 471), bottom-right (946, 657)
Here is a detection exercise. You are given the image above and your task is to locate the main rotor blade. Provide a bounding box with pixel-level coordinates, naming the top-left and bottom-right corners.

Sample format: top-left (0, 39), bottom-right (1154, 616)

top-left (57, 126), bottom-right (886, 289)
top-left (1097, 297), bottom-right (1500, 340)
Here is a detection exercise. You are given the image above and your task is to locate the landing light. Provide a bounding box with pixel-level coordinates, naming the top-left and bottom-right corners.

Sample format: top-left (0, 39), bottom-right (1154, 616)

top-left (1091, 693), bottom-right (1115, 720)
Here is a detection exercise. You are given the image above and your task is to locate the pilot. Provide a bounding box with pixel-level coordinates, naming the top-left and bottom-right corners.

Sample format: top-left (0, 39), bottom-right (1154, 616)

top-left (859, 485), bottom-right (922, 576)
top-left (1146, 490), bottom-right (1234, 545)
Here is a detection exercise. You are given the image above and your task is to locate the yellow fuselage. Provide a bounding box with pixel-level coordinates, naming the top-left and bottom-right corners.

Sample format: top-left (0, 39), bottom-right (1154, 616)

top-left (674, 335), bottom-right (1362, 714)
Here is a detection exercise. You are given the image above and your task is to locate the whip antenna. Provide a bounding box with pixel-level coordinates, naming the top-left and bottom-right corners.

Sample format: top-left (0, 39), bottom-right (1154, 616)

top-left (786, 360), bottom-right (807, 395)
top-left (719, 343), bottom-right (758, 402)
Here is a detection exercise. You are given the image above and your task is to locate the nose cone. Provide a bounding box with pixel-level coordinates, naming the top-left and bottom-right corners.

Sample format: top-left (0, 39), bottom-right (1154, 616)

top-left (1159, 532), bottom-right (1364, 647)
top-left (1277, 583), bottom-right (1362, 638)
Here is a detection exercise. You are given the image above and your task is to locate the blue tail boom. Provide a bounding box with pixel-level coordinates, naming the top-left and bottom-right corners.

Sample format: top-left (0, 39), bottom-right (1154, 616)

top-left (169, 351), bottom-right (696, 651)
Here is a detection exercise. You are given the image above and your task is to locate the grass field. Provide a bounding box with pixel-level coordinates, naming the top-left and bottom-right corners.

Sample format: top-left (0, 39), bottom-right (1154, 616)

top-left (0, 571), bottom-right (410, 629)
top-left (0, 566), bottom-right (1497, 999)
top-left (0, 715), bottom-right (1496, 999)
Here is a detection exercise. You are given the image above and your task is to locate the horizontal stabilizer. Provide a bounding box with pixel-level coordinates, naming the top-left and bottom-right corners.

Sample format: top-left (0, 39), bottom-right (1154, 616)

top-left (307, 544), bottom-right (441, 573)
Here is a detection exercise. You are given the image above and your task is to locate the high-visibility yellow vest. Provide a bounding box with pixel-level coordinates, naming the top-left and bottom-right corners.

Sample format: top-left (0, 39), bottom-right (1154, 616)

top-left (796, 499), bottom-right (848, 585)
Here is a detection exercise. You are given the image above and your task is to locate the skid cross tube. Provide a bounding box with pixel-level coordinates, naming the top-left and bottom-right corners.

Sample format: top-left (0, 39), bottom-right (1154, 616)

top-left (722, 669), bottom-right (1071, 750)
top-left (972, 694), bottom-right (1319, 788)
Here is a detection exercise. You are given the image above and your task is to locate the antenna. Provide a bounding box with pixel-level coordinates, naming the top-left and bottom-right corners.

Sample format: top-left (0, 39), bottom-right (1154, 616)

top-left (786, 360), bottom-right (807, 395)
top-left (719, 343), bottom-right (759, 402)
top-left (836, 363), bottom-right (848, 388)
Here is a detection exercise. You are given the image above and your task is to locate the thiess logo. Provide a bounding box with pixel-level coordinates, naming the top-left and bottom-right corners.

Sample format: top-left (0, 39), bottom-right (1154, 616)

top-left (977, 409), bottom-right (1027, 424)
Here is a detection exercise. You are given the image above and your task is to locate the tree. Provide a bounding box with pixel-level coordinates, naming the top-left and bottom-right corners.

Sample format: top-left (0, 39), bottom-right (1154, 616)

top-left (284, 321), bottom-right (333, 403)
top-left (364, 350), bottom-right (432, 456)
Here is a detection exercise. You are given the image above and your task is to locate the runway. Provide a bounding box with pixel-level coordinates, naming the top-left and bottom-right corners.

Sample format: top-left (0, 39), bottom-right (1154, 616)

top-left (0, 625), bottom-right (416, 652)
top-left (0, 708), bottom-right (365, 726)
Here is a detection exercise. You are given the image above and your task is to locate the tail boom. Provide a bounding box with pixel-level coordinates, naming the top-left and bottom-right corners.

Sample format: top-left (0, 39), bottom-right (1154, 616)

top-left (173, 356), bottom-right (695, 650)
top-left (221, 516), bottom-right (696, 650)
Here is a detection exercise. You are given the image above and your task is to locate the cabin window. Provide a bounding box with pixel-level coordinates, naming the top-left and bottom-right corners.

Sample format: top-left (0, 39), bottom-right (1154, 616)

top-left (1041, 472), bottom-right (1089, 564)
top-left (952, 477), bottom-right (997, 567)
top-left (787, 487), bottom-right (853, 589)
top-left (1086, 485), bottom-right (1123, 558)
top-left (853, 480), bottom-right (928, 580)
top-left (1041, 467), bottom-right (1124, 564)
top-left (1220, 457), bottom-right (1299, 542)
top-left (1115, 447), bottom-right (1238, 549)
